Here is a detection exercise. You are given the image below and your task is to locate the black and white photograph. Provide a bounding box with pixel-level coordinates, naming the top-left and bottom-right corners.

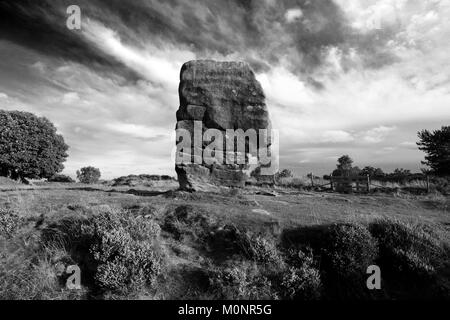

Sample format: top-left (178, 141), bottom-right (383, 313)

top-left (0, 0), bottom-right (449, 309)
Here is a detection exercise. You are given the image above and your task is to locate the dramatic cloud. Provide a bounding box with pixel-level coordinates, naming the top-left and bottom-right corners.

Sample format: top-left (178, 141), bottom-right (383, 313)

top-left (0, 0), bottom-right (449, 177)
top-left (285, 8), bottom-right (303, 23)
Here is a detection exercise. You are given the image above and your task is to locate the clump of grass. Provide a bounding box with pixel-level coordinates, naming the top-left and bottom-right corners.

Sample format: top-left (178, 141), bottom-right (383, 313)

top-left (0, 208), bottom-right (24, 239)
top-left (0, 241), bottom-right (85, 300)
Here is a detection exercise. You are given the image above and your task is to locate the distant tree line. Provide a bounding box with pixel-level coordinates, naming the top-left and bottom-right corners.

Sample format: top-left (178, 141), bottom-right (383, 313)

top-left (318, 126), bottom-right (449, 183)
top-left (1, 109), bottom-right (448, 185)
top-left (322, 155), bottom-right (425, 183)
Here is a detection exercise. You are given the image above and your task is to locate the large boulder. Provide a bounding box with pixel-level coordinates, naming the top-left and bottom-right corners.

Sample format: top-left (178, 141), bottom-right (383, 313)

top-left (175, 60), bottom-right (272, 191)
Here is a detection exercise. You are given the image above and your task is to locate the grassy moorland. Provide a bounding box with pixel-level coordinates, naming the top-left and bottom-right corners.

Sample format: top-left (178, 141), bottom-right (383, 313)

top-left (0, 177), bottom-right (449, 300)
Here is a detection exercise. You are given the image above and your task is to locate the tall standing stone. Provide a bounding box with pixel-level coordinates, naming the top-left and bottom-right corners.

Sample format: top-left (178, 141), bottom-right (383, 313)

top-left (175, 60), bottom-right (272, 191)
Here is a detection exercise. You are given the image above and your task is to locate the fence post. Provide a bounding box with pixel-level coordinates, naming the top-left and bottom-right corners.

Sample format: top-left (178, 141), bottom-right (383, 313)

top-left (310, 173), bottom-right (314, 187)
top-left (366, 174), bottom-right (370, 193)
top-left (330, 173), bottom-right (334, 191)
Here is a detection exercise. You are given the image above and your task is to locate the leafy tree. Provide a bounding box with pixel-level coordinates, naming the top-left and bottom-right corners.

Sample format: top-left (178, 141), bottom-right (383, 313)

top-left (77, 166), bottom-right (101, 184)
top-left (374, 168), bottom-right (385, 177)
top-left (350, 166), bottom-right (361, 176)
top-left (0, 110), bottom-right (68, 182)
top-left (333, 155), bottom-right (355, 177)
top-left (337, 155), bottom-right (353, 171)
top-left (417, 126), bottom-right (450, 176)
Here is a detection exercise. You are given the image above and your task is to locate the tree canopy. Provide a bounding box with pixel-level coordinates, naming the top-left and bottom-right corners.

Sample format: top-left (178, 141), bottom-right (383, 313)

top-left (417, 126), bottom-right (450, 176)
top-left (77, 166), bottom-right (101, 184)
top-left (333, 155), bottom-right (359, 177)
top-left (0, 110), bottom-right (68, 181)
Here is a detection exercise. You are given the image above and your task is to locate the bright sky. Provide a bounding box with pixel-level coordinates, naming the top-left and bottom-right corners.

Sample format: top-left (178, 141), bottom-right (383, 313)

top-left (0, 0), bottom-right (449, 178)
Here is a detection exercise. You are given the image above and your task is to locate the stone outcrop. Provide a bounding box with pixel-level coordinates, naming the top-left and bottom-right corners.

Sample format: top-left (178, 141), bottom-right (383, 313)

top-left (175, 60), bottom-right (271, 191)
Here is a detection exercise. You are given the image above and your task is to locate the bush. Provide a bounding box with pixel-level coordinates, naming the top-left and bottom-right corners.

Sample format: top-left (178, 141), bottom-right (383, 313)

top-left (42, 208), bottom-right (162, 295)
top-left (205, 224), bottom-right (294, 300)
top-left (281, 223), bottom-right (378, 299)
top-left (48, 174), bottom-right (74, 183)
top-left (163, 205), bottom-right (214, 242)
top-left (207, 224), bottom-right (282, 264)
top-left (430, 176), bottom-right (450, 195)
top-left (76, 166), bottom-right (101, 184)
top-left (369, 219), bottom-right (449, 298)
top-left (93, 237), bottom-right (161, 292)
top-left (208, 260), bottom-right (278, 300)
top-left (0, 208), bottom-right (23, 239)
top-left (279, 248), bottom-right (322, 300)
top-left (276, 177), bottom-right (305, 189)
top-left (248, 234), bottom-right (283, 264)
top-left (90, 210), bottom-right (162, 293)
top-left (275, 169), bottom-right (294, 184)
top-left (322, 224), bottom-right (378, 278)
top-left (321, 223), bottom-right (378, 298)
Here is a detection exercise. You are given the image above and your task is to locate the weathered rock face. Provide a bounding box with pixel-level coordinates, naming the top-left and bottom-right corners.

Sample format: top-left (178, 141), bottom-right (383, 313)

top-left (175, 60), bottom-right (271, 191)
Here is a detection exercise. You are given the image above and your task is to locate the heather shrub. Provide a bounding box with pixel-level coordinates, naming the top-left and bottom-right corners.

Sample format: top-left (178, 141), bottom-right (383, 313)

top-left (322, 224), bottom-right (378, 278)
top-left (279, 248), bottom-right (322, 300)
top-left (126, 216), bottom-right (161, 241)
top-left (89, 210), bottom-right (162, 293)
top-left (320, 223), bottom-right (378, 298)
top-left (369, 219), bottom-right (449, 298)
top-left (208, 260), bottom-right (279, 300)
top-left (93, 237), bottom-right (161, 292)
top-left (0, 208), bottom-right (23, 239)
top-left (205, 224), bottom-right (288, 300)
top-left (163, 205), bottom-right (214, 242)
top-left (281, 223), bottom-right (378, 299)
top-left (249, 234), bottom-right (283, 264)
top-left (207, 224), bottom-right (282, 264)
top-left (42, 208), bottom-right (162, 296)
